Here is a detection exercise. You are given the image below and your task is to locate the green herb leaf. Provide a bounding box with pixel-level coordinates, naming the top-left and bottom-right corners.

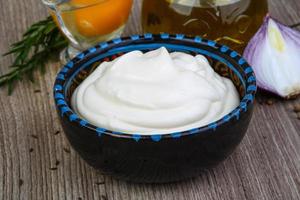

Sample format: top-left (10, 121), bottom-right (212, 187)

top-left (0, 16), bottom-right (68, 95)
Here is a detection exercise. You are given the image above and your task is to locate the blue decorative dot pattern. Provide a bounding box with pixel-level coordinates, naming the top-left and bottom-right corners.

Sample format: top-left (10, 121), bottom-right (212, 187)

top-left (61, 67), bottom-right (69, 73)
top-left (54, 85), bottom-right (62, 91)
top-left (100, 42), bottom-right (108, 48)
top-left (131, 35), bottom-right (140, 40)
top-left (244, 94), bottom-right (254, 103)
top-left (238, 58), bottom-right (246, 65)
top-left (176, 34), bottom-right (185, 39)
top-left (133, 134), bottom-right (141, 142)
top-left (245, 67), bottom-right (253, 74)
top-left (69, 114), bottom-right (78, 121)
top-left (60, 107), bottom-right (70, 116)
top-left (151, 135), bottom-right (162, 142)
top-left (80, 120), bottom-right (88, 127)
top-left (233, 109), bottom-right (240, 120)
top-left (208, 123), bottom-right (217, 131)
top-left (113, 38), bottom-right (122, 44)
top-left (66, 62), bottom-right (74, 68)
top-left (207, 40), bottom-right (216, 47)
top-left (55, 93), bottom-right (64, 99)
top-left (57, 74), bottom-right (65, 80)
top-left (223, 115), bottom-right (231, 122)
top-left (247, 85), bottom-right (257, 92)
top-left (160, 33), bottom-right (169, 39)
top-left (230, 51), bottom-right (238, 58)
top-left (144, 33), bottom-right (153, 39)
top-left (96, 128), bottom-right (106, 136)
top-left (89, 47), bottom-right (97, 53)
top-left (247, 76), bottom-right (256, 83)
top-left (77, 53), bottom-right (85, 59)
top-left (194, 36), bottom-right (202, 43)
top-left (57, 99), bottom-right (66, 106)
top-left (220, 46), bottom-right (229, 52)
top-left (240, 102), bottom-right (247, 112)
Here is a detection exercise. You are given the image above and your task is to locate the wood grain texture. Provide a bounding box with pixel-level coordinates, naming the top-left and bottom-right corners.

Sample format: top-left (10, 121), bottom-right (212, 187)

top-left (0, 0), bottom-right (299, 199)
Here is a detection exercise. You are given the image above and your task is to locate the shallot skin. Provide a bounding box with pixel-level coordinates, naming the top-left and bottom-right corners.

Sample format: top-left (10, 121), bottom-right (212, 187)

top-left (243, 15), bottom-right (300, 99)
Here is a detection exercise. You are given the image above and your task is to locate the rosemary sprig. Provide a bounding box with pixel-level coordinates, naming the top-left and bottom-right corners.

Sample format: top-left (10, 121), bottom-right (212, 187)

top-left (0, 16), bottom-right (68, 94)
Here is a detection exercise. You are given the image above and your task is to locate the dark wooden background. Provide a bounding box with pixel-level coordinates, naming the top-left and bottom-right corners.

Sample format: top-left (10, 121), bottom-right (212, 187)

top-left (0, 0), bottom-right (299, 199)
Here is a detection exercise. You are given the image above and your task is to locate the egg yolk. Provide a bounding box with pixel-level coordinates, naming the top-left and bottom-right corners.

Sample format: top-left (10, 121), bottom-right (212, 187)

top-left (73, 0), bottom-right (133, 37)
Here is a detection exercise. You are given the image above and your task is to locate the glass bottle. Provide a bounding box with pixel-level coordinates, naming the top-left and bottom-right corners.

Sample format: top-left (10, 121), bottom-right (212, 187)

top-left (42, 0), bottom-right (133, 63)
top-left (142, 0), bottom-right (268, 52)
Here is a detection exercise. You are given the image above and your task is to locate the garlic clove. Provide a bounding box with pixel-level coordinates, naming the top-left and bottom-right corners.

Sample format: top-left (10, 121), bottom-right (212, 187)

top-left (243, 15), bottom-right (300, 99)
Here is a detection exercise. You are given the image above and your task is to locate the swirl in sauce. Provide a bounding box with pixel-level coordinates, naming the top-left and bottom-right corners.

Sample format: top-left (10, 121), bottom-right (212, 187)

top-left (72, 47), bottom-right (239, 135)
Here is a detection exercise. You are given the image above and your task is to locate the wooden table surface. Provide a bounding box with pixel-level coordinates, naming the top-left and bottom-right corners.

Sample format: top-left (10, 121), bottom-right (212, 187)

top-left (1, 0), bottom-right (300, 199)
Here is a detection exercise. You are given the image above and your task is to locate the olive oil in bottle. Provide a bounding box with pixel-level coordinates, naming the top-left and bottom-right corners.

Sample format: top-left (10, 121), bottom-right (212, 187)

top-left (142, 0), bottom-right (268, 52)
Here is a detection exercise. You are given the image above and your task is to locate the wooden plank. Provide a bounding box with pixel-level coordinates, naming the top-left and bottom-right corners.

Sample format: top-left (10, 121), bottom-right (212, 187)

top-left (0, 1), bottom-right (108, 200)
top-left (0, 0), bottom-right (299, 200)
top-left (269, 0), bottom-right (300, 27)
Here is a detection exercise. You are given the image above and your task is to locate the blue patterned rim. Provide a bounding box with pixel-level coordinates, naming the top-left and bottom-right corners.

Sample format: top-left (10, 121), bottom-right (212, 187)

top-left (53, 33), bottom-right (256, 142)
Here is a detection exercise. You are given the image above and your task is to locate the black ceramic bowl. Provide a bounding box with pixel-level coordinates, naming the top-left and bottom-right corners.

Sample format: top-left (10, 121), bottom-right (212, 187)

top-left (53, 34), bottom-right (256, 183)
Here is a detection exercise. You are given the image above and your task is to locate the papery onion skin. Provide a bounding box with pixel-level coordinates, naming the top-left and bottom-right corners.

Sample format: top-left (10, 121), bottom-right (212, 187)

top-left (243, 15), bottom-right (300, 99)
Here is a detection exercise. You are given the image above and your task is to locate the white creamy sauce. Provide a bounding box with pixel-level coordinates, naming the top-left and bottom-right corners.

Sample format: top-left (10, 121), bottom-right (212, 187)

top-left (71, 47), bottom-right (239, 135)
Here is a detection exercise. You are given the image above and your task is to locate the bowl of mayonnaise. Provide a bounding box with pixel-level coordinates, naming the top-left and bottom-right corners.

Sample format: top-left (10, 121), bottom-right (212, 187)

top-left (53, 34), bottom-right (256, 183)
